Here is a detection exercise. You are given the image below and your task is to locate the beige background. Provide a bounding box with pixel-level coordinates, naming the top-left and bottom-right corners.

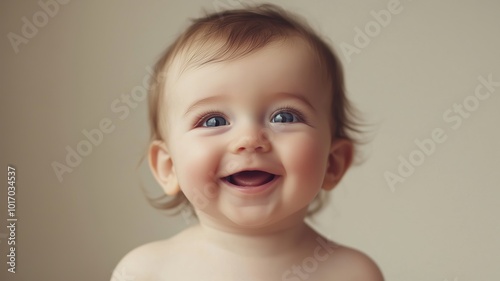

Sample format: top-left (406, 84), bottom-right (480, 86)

top-left (1, 0), bottom-right (499, 280)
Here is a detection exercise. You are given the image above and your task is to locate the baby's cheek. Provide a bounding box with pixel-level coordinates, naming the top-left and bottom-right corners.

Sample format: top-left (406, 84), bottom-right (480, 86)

top-left (173, 141), bottom-right (221, 206)
top-left (285, 135), bottom-right (328, 186)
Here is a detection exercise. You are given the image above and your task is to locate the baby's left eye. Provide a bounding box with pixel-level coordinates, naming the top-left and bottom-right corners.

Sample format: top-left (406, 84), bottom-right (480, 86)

top-left (271, 111), bottom-right (300, 123)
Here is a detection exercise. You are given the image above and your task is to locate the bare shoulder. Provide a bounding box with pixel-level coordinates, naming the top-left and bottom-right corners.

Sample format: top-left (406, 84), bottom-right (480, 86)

top-left (110, 225), bottom-right (200, 281)
top-left (325, 243), bottom-right (384, 281)
top-left (110, 239), bottom-right (169, 281)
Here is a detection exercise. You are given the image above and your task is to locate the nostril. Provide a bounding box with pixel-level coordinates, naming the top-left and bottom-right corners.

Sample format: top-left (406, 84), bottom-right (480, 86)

top-left (235, 142), bottom-right (269, 153)
top-left (230, 131), bottom-right (272, 154)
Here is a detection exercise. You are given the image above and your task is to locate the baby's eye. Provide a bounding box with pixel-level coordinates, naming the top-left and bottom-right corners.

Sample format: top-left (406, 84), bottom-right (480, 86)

top-left (271, 111), bottom-right (301, 123)
top-left (202, 116), bottom-right (228, 127)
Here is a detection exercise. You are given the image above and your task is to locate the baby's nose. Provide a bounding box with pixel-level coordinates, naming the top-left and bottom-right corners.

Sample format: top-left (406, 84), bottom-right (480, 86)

top-left (229, 128), bottom-right (271, 154)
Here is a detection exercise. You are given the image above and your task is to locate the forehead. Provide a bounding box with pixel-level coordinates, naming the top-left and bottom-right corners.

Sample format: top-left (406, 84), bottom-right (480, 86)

top-left (164, 37), bottom-right (331, 112)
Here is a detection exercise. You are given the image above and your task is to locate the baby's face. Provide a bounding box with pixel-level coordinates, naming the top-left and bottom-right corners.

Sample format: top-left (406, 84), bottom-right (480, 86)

top-left (162, 39), bottom-right (336, 229)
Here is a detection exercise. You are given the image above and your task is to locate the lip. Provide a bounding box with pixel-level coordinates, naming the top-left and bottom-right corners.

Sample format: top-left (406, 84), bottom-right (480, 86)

top-left (221, 174), bottom-right (281, 196)
top-left (221, 165), bottom-right (280, 179)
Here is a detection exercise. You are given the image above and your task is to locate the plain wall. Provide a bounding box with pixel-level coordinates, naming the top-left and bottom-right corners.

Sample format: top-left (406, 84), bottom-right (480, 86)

top-left (1, 0), bottom-right (499, 280)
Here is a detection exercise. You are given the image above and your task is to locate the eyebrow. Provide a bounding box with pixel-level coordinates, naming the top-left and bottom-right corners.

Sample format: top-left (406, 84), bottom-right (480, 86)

top-left (271, 92), bottom-right (315, 111)
top-left (184, 95), bottom-right (229, 117)
top-left (183, 91), bottom-right (315, 117)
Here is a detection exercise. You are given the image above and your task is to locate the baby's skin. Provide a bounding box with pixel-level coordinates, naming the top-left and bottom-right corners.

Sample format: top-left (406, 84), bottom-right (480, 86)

top-left (113, 38), bottom-right (383, 281)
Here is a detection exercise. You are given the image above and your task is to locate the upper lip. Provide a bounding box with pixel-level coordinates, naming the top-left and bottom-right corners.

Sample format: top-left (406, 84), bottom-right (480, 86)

top-left (219, 166), bottom-right (280, 179)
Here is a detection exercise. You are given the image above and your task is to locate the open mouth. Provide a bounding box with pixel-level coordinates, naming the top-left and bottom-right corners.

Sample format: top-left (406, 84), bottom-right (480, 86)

top-left (224, 170), bottom-right (276, 187)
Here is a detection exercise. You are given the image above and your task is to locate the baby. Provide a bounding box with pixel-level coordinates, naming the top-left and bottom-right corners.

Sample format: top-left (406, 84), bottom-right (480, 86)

top-left (113, 3), bottom-right (383, 281)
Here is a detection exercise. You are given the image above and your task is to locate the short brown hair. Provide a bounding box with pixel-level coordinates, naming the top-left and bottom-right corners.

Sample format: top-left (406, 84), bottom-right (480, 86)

top-left (145, 3), bottom-right (363, 215)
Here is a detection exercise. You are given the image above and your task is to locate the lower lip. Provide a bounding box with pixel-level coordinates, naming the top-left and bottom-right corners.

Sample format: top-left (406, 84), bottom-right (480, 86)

top-left (221, 176), bottom-right (280, 195)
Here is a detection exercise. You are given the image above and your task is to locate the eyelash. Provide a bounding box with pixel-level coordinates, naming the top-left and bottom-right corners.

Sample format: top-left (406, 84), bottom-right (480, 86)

top-left (271, 106), bottom-right (306, 123)
top-left (193, 110), bottom-right (228, 128)
top-left (192, 106), bottom-right (307, 128)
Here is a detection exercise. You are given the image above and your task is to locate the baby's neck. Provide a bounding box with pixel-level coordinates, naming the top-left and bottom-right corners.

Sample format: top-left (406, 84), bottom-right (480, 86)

top-left (194, 212), bottom-right (316, 259)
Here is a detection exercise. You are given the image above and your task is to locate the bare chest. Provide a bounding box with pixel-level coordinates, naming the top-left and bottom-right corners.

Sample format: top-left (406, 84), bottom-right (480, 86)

top-left (155, 250), bottom-right (338, 281)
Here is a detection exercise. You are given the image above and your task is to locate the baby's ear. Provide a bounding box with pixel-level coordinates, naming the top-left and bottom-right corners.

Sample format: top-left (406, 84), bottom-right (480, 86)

top-left (322, 138), bottom-right (354, 191)
top-left (148, 141), bottom-right (180, 195)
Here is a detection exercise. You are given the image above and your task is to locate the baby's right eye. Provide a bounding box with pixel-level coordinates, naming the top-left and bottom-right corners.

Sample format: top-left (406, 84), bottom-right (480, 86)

top-left (201, 116), bottom-right (228, 127)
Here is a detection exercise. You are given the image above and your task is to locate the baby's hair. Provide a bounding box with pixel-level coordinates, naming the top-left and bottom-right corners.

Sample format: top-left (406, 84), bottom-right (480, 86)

top-left (145, 3), bottom-right (364, 215)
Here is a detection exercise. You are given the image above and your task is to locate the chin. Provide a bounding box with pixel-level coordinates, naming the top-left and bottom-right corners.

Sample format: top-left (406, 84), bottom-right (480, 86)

top-left (223, 206), bottom-right (304, 230)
